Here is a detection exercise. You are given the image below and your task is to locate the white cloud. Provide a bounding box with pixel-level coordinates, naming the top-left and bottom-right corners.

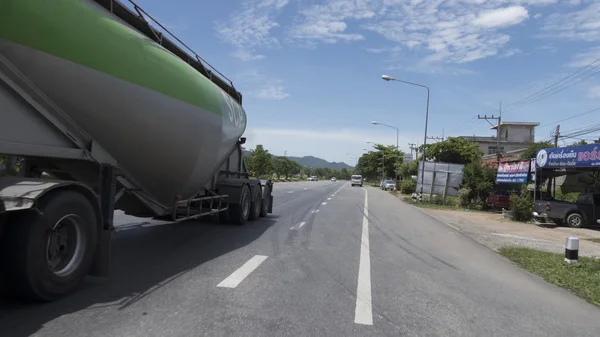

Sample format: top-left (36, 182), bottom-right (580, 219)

top-left (216, 0), bottom-right (564, 65)
top-left (243, 127), bottom-right (422, 165)
top-left (286, 0), bottom-right (378, 46)
top-left (498, 48), bottom-right (522, 59)
top-left (472, 6), bottom-right (529, 28)
top-left (215, 0), bottom-right (290, 60)
top-left (365, 46), bottom-right (402, 54)
top-left (230, 49), bottom-right (266, 61)
top-left (237, 70), bottom-right (290, 100)
top-left (362, 3), bottom-right (532, 64)
top-left (567, 46), bottom-right (600, 68)
top-left (541, 1), bottom-right (600, 42)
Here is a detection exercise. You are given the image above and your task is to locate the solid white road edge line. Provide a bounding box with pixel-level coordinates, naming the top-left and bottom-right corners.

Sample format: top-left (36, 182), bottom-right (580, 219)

top-left (354, 188), bottom-right (373, 325)
top-left (217, 255), bottom-right (268, 289)
top-left (290, 221), bottom-right (306, 230)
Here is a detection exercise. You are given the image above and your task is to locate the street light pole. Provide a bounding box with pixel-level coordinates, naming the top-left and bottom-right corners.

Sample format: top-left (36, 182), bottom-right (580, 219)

top-left (381, 75), bottom-right (430, 196)
top-left (371, 122), bottom-right (399, 182)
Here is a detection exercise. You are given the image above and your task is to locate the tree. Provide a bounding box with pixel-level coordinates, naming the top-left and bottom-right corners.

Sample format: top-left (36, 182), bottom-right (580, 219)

top-left (356, 145), bottom-right (404, 181)
top-left (518, 141), bottom-right (554, 160)
top-left (572, 140), bottom-right (588, 146)
top-left (339, 168), bottom-right (351, 180)
top-left (421, 137), bottom-right (483, 165)
top-left (399, 160), bottom-right (418, 180)
top-left (246, 145), bottom-right (272, 177)
top-left (461, 159), bottom-right (497, 207)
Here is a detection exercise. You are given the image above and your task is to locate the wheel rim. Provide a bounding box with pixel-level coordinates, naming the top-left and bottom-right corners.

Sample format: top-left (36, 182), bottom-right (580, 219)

top-left (570, 215), bottom-right (581, 226)
top-left (242, 190), bottom-right (250, 219)
top-left (46, 214), bottom-right (86, 277)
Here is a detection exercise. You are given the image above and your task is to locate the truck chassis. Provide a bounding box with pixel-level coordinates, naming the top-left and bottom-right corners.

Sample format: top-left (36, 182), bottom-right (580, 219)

top-left (0, 0), bottom-right (272, 301)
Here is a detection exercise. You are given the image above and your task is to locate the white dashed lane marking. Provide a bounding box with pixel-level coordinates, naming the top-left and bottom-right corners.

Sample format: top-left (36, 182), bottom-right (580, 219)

top-left (217, 255), bottom-right (268, 289)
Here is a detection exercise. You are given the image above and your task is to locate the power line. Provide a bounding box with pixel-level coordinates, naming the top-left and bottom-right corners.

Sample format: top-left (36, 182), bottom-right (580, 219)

top-left (502, 56), bottom-right (600, 112)
top-left (538, 107), bottom-right (600, 129)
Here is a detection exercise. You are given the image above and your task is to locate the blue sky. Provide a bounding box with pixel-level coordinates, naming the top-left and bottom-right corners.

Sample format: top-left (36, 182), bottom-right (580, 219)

top-left (132, 0), bottom-right (600, 166)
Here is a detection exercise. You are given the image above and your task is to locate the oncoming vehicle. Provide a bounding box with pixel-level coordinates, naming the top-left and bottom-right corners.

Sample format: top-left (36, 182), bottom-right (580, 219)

top-left (351, 175), bottom-right (363, 187)
top-left (331, 177), bottom-right (337, 182)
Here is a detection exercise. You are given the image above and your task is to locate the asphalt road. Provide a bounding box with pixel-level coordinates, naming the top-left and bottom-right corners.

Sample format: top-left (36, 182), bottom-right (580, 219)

top-left (1, 180), bottom-right (599, 336)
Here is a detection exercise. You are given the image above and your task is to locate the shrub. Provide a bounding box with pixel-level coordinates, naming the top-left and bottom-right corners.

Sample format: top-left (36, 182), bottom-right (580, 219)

top-left (400, 179), bottom-right (416, 194)
top-left (458, 188), bottom-right (471, 208)
top-left (509, 188), bottom-right (534, 222)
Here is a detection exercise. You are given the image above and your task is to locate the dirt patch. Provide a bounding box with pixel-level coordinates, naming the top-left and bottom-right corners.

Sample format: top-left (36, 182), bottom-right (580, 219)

top-left (420, 208), bottom-right (600, 258)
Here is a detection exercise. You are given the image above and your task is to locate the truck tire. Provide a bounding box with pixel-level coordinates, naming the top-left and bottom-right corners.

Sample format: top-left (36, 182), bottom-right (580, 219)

top-left (0, 190), bottom-right (98, 301)
top-left (248, 185), bottom-right (262, 221)
top-left (566, 212), bottom-right (584, 228)
top-left (229, 185), bottom-right (251, 225)
top-left (260, 184), bottom-right (271, 218)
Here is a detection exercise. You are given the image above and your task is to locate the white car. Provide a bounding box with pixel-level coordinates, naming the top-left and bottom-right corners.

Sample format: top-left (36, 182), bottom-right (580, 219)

top-left (331, 177), bottom-right (337, 182)
top-left (351, 174), bottom-right (363, 187)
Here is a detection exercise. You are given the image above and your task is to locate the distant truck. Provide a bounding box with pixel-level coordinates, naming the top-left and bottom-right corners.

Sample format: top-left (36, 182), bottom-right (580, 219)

top-left (533, 192), bottom-right (600, 228)
top-left (0, 0), bottom-right (273, 301)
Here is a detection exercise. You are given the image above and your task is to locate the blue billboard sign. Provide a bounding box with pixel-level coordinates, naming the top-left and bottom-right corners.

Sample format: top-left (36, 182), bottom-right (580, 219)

top-left (536, 144), bottom-right (600, 169)
top-left (496, 160), bottom-right (531, 184)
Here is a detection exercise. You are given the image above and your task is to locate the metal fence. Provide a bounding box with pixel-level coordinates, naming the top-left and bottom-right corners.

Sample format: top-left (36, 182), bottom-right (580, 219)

top-left (416, 161), bottom-right (465, 198)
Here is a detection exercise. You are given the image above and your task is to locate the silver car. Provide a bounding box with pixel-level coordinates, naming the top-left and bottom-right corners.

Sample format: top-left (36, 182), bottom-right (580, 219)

top-left (381, 180), bottom-right (396, 191)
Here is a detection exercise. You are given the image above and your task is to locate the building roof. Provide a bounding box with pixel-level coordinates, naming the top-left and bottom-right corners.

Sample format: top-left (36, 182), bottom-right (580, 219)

top-left (489, 121), bottom-right (540, 130)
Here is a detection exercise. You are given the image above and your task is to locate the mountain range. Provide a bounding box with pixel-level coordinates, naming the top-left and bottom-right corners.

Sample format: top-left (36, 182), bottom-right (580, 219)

top-left (242, 151), bottom-right (354, 170)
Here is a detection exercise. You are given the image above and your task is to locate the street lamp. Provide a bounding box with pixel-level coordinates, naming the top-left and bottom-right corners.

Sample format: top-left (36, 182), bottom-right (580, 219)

top-left (371, 121), bottom-right (399, 182)
top-left (381, 74), bottom-right (430, 196)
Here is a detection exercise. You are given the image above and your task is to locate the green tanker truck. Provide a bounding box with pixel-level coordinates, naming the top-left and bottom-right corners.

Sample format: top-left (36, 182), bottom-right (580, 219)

top-left (0, 0), bottom-right (273, 301)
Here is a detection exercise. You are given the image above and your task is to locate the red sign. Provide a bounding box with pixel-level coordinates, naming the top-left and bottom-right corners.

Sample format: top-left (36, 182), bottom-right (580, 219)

top-left (497, 160), bottom-right (530, 173)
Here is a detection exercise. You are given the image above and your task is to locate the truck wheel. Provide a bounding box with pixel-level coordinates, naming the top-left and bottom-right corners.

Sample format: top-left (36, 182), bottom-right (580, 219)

top-left (229, 185), bottom-right (251, 225)
top-left (0, 190), bottom-right (98, 301)
top-left (260, 184), bottom-right (271, 218)
top-left (248, 186), bottom-right (262, 221)
top-left (566, 212), bottom-right (584, 228)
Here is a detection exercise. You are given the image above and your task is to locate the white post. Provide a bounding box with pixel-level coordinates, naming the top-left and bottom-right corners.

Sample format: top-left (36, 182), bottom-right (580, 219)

top-left (565, 236), bottom-right (579, 264)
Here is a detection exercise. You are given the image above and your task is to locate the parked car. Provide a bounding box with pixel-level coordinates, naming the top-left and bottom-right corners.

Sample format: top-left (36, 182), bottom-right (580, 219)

top-left (351, 174), bottom-right (363, 187)
top-left (380, 180), bottom-right (396, 191)
top-left (488, 190), bottom-right (553, 210)
top-left (533, 192), bottom-right (600, 228)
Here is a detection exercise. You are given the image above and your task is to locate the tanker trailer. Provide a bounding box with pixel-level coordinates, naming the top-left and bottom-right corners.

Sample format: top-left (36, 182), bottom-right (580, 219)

top-left (0, 0), bottom-right (273, 301)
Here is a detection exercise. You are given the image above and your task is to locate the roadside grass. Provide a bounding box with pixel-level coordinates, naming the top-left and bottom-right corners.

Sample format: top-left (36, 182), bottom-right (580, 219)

top-left (499, 247), bottom-right (600, 307)
top-left (585, 238), bottom-right (600, 244)
top-left (401, 195), bottom-right (461, 210)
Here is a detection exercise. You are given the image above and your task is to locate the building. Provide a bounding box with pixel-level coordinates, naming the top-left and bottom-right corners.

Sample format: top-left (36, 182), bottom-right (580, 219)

top-left (459, 121), bottom-right (540, 156)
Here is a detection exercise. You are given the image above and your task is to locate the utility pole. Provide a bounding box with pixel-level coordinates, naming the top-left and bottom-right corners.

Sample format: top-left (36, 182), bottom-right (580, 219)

top-left (553, 124), bottom-right (560, 197)
top-left (478, 102), bottom-right (502, 165)
top-left (408, 143), bottom-right (417, 165)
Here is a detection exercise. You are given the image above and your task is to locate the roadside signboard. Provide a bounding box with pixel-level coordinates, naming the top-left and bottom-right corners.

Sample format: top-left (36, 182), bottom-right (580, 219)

top-left (496, 160), bottom-right (530, 184)
top-left (536, 144), bottom-right (600, 169)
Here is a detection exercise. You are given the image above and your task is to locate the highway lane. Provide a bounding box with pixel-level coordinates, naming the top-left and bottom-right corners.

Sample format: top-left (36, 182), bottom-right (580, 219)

top-left (1, 182), bottom-right (600, 336)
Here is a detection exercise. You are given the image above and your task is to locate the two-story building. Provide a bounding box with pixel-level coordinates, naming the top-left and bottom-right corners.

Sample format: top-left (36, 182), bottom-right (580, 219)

top-left (459, 121), bottom-right (540, 156)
